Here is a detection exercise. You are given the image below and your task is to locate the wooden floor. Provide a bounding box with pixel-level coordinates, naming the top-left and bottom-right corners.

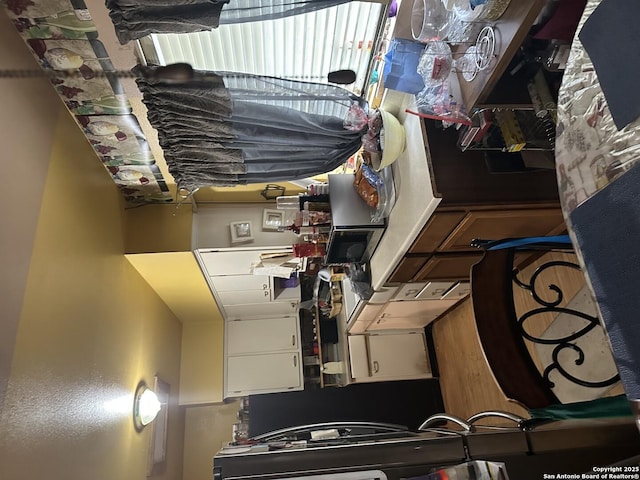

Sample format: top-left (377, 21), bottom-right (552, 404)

top-left (431, 251), bottom-right (624, 423)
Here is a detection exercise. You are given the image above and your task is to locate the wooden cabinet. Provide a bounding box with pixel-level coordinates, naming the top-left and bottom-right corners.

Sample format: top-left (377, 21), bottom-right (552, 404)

top-left (415, 253), bottom-right (484, 282)
top-left (389, 207), bottom-right (565, 284)
top-left (409, 212), bottom-right (466, 253)
top-left (226, 353), bottom-right (302, 396)
top-left (438, 209), bottom-right (566, 252)
top-left (226, 316), bottom-right (299, 355)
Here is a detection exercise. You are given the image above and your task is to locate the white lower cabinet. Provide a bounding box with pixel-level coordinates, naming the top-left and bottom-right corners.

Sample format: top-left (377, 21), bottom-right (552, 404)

top-left (212, 275), bottom-right (271, 292)
top-left (223, 301), bottom-right (298, 319)
top-left (224, 316), bottom-right (303, 398)
top-left (348, 332), bottom-right (432, 383)
top-left (226, 352), bottom-right (302, 396)
top-left (368, 333), bottom-right (430, 378)
top-left (226, 316), bottom-right (299, 355)
top-left (218, 289), bottom-right (272, 305)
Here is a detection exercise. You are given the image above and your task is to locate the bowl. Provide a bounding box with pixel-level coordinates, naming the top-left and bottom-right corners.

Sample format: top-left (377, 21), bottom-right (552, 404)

top-left (371, 110), bottom-right (406, 171)
top-left (411, 0), bottom-right (454, 42)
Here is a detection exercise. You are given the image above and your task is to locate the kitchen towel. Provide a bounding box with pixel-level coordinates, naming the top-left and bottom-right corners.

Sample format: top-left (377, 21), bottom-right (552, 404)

top-left (578, 0), bottom-right (640, 130)
top-left (569, 162), bottom-right (640, 400)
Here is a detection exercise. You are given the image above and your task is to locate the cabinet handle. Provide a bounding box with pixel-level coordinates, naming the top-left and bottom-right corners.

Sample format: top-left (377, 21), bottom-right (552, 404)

top-left (263, 284), bottom-right (268, 290)
top-left (292, 335), bottom-right (296, 346)
top-left (373, 361), bottom-right (380, 373)
top-left (264, 290), bottom-right (269, 297)
top-left (293, 355), bottom-right (297, 367)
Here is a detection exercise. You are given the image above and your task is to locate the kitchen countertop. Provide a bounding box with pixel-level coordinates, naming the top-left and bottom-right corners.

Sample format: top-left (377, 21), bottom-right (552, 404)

top-left (369, 92), bottom-right (441, 291)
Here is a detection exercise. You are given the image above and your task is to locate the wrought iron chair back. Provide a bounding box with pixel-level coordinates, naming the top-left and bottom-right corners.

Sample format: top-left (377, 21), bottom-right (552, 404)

top-left (470, 238), bottom-right (619, 410)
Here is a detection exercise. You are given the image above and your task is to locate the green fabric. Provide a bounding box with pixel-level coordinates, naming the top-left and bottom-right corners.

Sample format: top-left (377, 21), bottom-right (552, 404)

top-left (529, 394), bottom-right (633, 420)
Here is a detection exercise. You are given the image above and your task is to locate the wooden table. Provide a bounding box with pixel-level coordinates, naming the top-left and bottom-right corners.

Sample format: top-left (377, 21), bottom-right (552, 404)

top-left (393, 0), bottom-right (545, 109)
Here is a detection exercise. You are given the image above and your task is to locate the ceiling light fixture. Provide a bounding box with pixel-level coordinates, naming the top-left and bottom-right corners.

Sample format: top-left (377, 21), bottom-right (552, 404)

top-left (133, 381), bottom-right (162, 431)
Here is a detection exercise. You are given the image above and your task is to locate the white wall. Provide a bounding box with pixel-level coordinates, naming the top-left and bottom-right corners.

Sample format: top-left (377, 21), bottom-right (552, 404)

top-left (192, 203), bottom-right (298, 249)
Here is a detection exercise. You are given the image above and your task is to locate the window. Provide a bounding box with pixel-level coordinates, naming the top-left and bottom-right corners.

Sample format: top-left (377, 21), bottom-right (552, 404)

top-left (138, 2), bottom-right (385, 96)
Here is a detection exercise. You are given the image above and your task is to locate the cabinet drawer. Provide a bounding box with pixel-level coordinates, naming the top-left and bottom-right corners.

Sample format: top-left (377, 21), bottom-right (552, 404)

top-left (218, 289), bottom-right (272, 305)
top-left (388, 255), bottom-right (430, 283)
top-left (438, 209), bottom-right (565, 252)
top-left (409, 212), bottom-right (466, 253)
top-left (212, 275), bottom-right (271, 292)
top-left (226, 316), bottom-right (299, 355)
top-left (224, 301), bottom-right (298, 319)
top-left (415, 253), bottom-right (484, 281)
top-left (367, 298), bottom-right (458, 331)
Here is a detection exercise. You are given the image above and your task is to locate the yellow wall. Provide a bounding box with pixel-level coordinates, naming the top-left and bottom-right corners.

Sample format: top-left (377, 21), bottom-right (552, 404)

top-left (183, 403), bottom-right (238, 480)
top-left (0, 99), bottom-right (184, 480)
top-left (0, 11), bottom-right (64, 409)
top-left (125, 203), bottom-right (193, 254)
top-left (180, 322), bottom-right (225, 405)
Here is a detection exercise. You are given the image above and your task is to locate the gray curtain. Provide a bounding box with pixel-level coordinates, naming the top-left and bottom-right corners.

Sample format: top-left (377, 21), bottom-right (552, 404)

top-left (135, 66), bottom-right (368, 191)
top-left (106, 0), bottom-right (351, 44)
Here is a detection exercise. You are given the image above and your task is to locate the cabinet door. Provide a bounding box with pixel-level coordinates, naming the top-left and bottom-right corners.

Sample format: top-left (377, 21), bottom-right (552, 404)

top-left (438, 209), bottom-right (565, 252)
top-left (226, 352), bottom-right (302, 395)
top-left (200, 251), bottom-right (264, 276)
top-left (226, 316), bottom-right (299, 355)
top-left (224, 301), bottom-right (298, 319)
top-left (408, 212), bottom-right (467, 253)
top-left (388, 255), bottom-right (430, 283)
top-left (368, 333), bottom-right (430, 378)
top-left (348, 304), bottom-right (385, 334)
top-left (212, 275), bottom-right (271, 292)
top-left (218, 289), bottom-right (272, 305)
top-left (415, 253), bottom-right (484, 281)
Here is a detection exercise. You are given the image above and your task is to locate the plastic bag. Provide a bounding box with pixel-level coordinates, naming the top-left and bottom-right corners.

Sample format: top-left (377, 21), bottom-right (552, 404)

top-left (406, 82), bottom-right (472, 127)
top-left (346, 263), bottom-right (374, 301)
top-left (417, 41), bottom-right (453, 87)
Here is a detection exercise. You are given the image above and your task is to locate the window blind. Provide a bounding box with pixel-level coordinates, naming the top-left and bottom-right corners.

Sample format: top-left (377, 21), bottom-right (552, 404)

top-left (139, 2), bottom-right (384, 96)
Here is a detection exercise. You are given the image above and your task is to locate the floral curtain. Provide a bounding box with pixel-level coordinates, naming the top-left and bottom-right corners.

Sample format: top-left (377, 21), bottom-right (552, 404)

top-left (106, 0), bottom-right (351, 44)
top-left (135, 66), bottom-right (368, 191)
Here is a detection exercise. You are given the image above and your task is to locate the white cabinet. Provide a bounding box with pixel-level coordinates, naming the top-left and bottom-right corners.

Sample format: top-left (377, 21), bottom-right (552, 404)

top-left (218, 289), bottom-right (272, 305)
top-left (224, 315), bottom-right (302, 398)
top-left (348, 332), bottom-right (432, 382)
top-left (199, 248), bottom-right (291, 276)
top-left (223, 301), bottom-right (298, 319)
top-left (200, 250), bottom-right (264, 276)
top-left (366, 298), bottom-right (458, 331)
top-left (368, 333), bottom-right (430, 378)
top-left (212, 275), bottom-right (271, 292)
top-left (226, 316), bottom-right (299, 355)
top-left (226, 352), bottom-right (302, 395)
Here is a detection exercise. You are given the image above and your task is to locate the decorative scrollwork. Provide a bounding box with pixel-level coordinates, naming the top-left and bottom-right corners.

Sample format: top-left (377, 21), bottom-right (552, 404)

top-left (543, 343), bottom-right (619, 389)
top-left (513, 259), bottom-right (620, 390)
top-left (514, 260), bottom-right (582, 307)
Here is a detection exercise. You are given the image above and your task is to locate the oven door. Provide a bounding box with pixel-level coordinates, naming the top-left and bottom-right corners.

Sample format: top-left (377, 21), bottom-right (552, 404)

top-left (326, 229), bottom-right (382, 264)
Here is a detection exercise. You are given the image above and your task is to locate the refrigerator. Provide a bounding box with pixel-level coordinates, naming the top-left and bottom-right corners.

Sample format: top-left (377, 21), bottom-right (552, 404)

top-left (213, 416), bottom-right (640, 480)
